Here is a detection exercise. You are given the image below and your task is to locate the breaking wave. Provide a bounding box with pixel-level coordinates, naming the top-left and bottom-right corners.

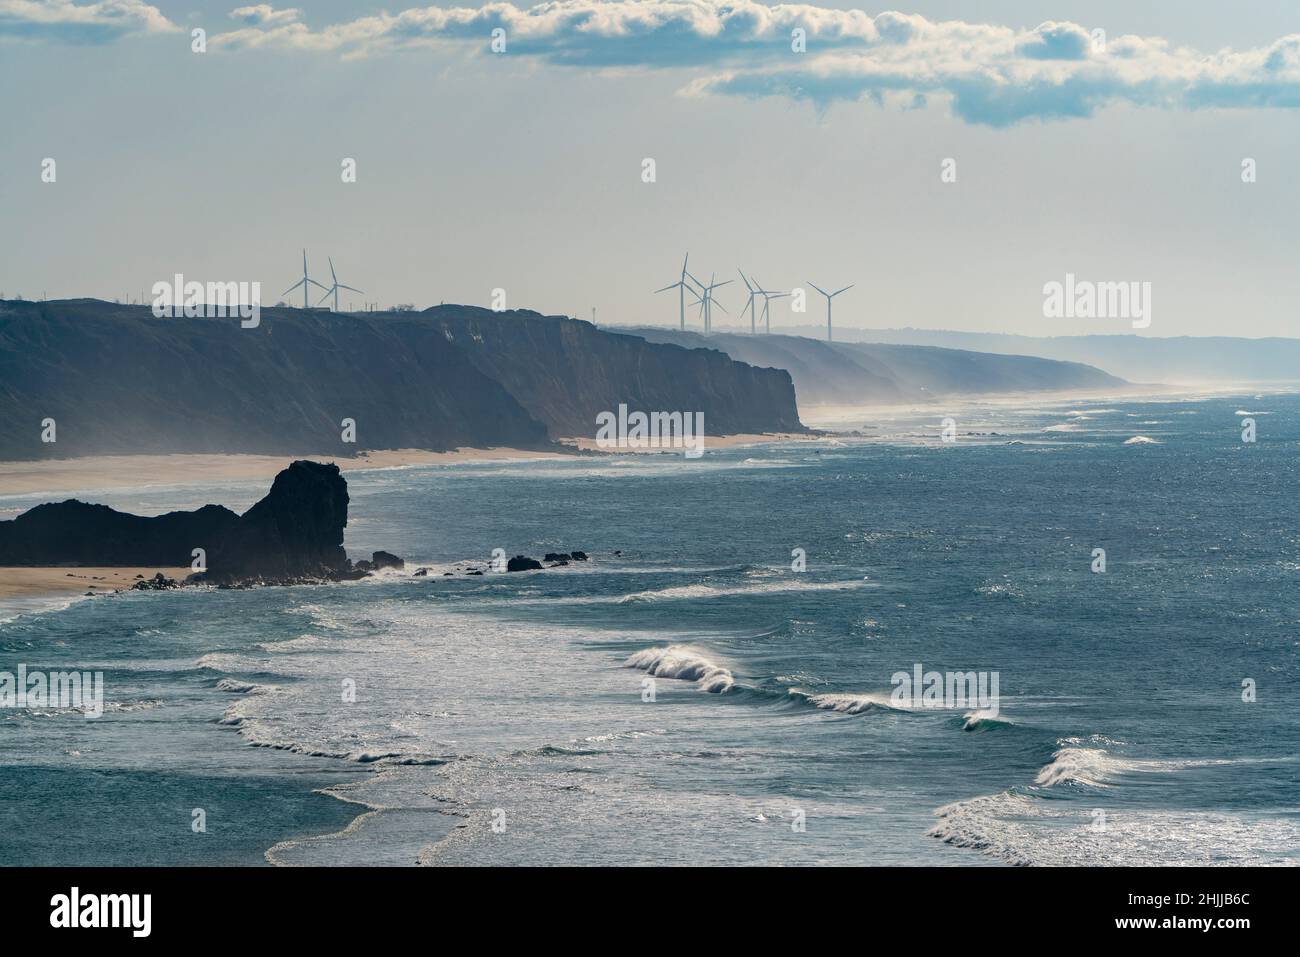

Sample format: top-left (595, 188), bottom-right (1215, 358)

top-left (617, 579), bottom-right (869, 604)
top-left (624, 645), bottom-right (734, 693)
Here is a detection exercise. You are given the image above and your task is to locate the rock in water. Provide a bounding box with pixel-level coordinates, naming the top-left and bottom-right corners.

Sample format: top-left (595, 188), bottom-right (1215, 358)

top-left (207, 460), bottom-right (350, 581)
top-left (371, 550), bottom-right (405, 571)
top-left (507, 555), bottom-right (543, 572)
top-left (569, 550), bottom-right (588, 561)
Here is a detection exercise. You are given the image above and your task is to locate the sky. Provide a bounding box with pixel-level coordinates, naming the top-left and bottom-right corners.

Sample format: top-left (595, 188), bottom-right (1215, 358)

top-left (2, 1), bottom-right (1300, 338)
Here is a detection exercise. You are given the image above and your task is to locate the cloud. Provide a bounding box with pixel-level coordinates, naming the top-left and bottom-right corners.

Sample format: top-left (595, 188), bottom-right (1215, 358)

top-left (0, 0), bottom-right (177, 42)
top-left (229, 5), bottom-right (301, 28)
top-left (15, 2), bottom-right (1300, 126)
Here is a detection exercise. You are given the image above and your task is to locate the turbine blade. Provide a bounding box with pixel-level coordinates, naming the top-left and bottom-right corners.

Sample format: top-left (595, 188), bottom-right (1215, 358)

top-left (281, 279), bottom-right (305, 297)
top-left (329, 258), bottom-right (338, 284)
top-left (833, 284), bottom-right (855, 297)
top-left (317, 288), bottom-right (335, 306)
top-left (654, 283), bottom-right (679, 294)
top-left (808, 282), bottom-right (829, 297)
top-left (338, 284), bottom-right (363, 294)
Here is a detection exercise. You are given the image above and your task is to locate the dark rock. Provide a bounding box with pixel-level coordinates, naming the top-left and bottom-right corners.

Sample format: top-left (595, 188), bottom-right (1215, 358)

top-left (0, 460), bottom-right (403, 590)
top-left (371, 550), bottom-right (404, 571)
top-left (353, 560), bottom-right (374, 572)
top-left (549, 560), bottom-right (569, 567)
top-left (413, 567), bottom-right (429, 576)
top-left (544, 552), bottom-right (572, 562)
top-left (507, 555), bottom-right (543, 572)
top-left (206, 461), bottom-right (349, 582)
top-left (0, 499), bottom-right (237, 566)
top-left (132, 574), bottom-right (178, 591)
top-left (466, 569), bottom-right (484, 576)
top-left (570, 550), bottom-right (588, 561)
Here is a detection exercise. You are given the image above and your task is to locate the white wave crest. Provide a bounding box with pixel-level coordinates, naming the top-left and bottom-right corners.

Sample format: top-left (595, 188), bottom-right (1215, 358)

top-left (1123, 435), bottom-right (1159, 445)
top-left (805, 691), bottom-right (900, 714)
top-left (962, 709), bottom-right (1010, 731)
top-left (624, 645), bottom-right (734, 693)
top-left (618, 579), bottom-right (868, 604)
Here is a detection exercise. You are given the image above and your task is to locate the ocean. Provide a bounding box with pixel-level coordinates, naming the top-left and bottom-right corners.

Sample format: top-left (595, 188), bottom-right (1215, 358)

top-left (2, 391), bottom-right (1297, 866)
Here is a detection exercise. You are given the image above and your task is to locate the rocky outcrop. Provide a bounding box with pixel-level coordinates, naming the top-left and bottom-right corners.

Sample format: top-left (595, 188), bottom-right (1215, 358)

top-left (507, 555), bottom-right (543, 572)
top-left (0, 500), bottom-right (238, 566)
top-left (204, 461), bottom-right (350, 581)
top-left (371, 550), bottom-right (404, 571)
top-left (0, 459), bottom-right (389, 586)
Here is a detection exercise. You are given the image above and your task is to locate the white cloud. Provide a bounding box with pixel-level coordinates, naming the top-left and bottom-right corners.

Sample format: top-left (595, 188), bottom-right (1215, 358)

top-left (201, 3), bottom-right (1300, 125)
top-left (0, 0), bottom-right (177, 41)
top-left (11, 2), bottom-right (1300, 126)
top-left (229, 5), bottom-right (301, 28)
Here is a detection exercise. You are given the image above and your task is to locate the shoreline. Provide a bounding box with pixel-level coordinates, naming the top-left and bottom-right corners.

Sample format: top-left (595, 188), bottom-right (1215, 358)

top-left (0, 437), bottom-right (814, 499)
top-left (0, 567), bottom-right (190, 612)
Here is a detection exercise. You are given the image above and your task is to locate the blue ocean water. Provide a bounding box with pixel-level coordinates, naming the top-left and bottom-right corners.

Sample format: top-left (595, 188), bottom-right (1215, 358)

top-left (1, 392), bottom-right (1297, 866)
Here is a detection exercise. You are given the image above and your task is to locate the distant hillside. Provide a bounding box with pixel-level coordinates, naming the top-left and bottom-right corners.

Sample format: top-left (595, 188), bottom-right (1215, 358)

top-left (773, 325), bottom-right (1300, 386)
top-left (619, 328), bottom-right (1126, 405)
top-left (0, 300), bottom-right (803, 459)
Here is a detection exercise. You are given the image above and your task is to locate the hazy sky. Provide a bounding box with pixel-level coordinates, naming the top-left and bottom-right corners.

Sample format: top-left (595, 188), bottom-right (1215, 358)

top-left (3, 1), bottom-right (1300, 338)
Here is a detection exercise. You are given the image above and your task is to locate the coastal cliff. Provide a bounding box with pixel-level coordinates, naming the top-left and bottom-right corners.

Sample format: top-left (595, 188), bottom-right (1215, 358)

top-left (622, 328), bottom-right (1128, 405)
top-left (0, 299), bottom-right (805, 459)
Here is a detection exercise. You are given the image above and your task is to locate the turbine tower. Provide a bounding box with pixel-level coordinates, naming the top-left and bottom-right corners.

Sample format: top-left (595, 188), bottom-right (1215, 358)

top-left (316, 257), bottom-right (363, 313)
top-left (738, 270), bottom-right (761, 334)
top-left (808, 281), bottom-right (854, 342)
top-left (282, 250), bottom-right (330, 309)
top-left (653, 253), bottom-right (693, 331)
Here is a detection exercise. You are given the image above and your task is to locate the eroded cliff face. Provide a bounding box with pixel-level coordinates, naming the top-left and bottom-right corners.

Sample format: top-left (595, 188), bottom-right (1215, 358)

top-left (624, 327), bottom-right (1128, 406)
top-left (410, 307), bottom-right (806, 438)
top-left (0, 300), bottom-right (805, 459)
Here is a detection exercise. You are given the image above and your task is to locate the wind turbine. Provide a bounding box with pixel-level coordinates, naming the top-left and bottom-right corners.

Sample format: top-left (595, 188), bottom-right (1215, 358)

top-left (654, 253), bottom-right (693, 331)
top-left (751, 276), bottom-right (788, 334)
top-left (808, 281), bottom-right (854, 342)
top-left (316, 257), bottom-right (363, 312)
top-left (282, 250), bottom-right (330, 309)
top-left (738, 270), bottom-right (761, 334)
top-left (694, 273), bottom-right (731, 334)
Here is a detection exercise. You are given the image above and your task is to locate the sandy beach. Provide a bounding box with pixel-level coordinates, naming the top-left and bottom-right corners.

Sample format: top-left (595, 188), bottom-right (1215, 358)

top-left (0, 437), bottom-right (810, 498)
top-left (0, 567), bottom-right (191, 600)
top-left (0, 448), bottom-right (572, 498)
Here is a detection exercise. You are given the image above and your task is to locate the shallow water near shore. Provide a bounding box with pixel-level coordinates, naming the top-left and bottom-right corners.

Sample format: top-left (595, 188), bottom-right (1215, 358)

top-left (1, 392), bottom-right (1297, 866)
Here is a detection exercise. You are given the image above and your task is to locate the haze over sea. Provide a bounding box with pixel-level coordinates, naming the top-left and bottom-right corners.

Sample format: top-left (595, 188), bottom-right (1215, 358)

top-left (2, 392), bottom-right (1296, 866)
